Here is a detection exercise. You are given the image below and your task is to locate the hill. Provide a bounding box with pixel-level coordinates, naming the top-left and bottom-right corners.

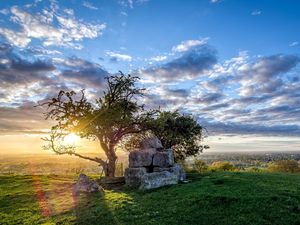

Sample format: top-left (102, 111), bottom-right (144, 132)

top-left (0, 172), bottom-right (299, 225)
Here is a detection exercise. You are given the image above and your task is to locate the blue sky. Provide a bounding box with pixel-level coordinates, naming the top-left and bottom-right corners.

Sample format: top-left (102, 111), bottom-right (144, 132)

top-left (0, 0), bottom-right (299, 153)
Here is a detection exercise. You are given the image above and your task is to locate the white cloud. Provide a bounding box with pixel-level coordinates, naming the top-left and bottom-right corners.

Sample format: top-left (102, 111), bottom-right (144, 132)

top-left (27, 47), bottom-right (62, 55)
top-left (119, 0), bottom-right (149, 9)
top-left (0, 6), bottom-right (106, 48)
top-left (121, 11), bottom-right (128, 16)
top-left (0, 59), bottom-right (10, 64)
top-left (0, 28), bottom-right (31, 48)
top-left (172, 38), bottom-right (209, 53)
top-left (150, 55), bottom-right (167, 62)
top-left (0, 9), bottom-right (9, 15)
top-left (82, 1), bottom-right (99, 10)
top-left (251, 10), bottom-right (262, 16)
top-left (63, 8), bottom-right (74, 15)
top-left (210, 0), bottom-right (223, 3)
top-left (289, 41), bottom-right (298, 47)
top-left (128, 0), bottom-right (134, 8)
top-left (106, 51), bottom-right (132, 62)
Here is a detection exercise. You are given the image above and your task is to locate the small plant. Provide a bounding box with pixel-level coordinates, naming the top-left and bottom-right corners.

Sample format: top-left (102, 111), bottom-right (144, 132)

top-left (209, 161), bottom-right (235, 171)
top-left (192, 159), bottom-right (208, 173)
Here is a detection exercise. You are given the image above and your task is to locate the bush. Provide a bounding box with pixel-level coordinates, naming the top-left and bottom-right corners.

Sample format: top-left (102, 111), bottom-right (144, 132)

top-left (192, 159), bottom-right (208, 173)
top-left (268, 160), bottom-right (300, 173)
top-left (209, 161), bottom-right (235, 171)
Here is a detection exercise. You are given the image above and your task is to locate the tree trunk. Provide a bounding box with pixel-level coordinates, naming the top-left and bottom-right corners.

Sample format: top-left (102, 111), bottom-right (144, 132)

top-left (98, 137), bottom-right (118, 177)
top-left (106, 157), bottom-right (117, 177)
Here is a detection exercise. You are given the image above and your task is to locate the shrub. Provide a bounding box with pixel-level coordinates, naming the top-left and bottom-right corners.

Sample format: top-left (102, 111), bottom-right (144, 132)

top-left (192, 159), bottom-right (208, 173)
top-left (209, 161), bottom-right (235, 171)
top-left (268, 160), bottom-right (300, 173)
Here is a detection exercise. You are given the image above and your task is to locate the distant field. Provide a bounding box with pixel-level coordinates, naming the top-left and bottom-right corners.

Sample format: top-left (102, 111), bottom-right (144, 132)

top-left (0, 154), bottom-right (128, 175)
top-left (1, 151), bottom-right (299, 175)
top-left (0, 172), bottom-right (299, 225)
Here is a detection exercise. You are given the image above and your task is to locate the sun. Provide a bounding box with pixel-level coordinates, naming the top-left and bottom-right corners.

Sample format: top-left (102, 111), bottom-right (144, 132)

top-left (63, 133), bottom-right (80, 145)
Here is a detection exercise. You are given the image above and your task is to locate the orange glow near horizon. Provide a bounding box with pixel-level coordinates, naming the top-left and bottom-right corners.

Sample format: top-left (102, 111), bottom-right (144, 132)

top-left (0, 133), bottom-right (300, 157)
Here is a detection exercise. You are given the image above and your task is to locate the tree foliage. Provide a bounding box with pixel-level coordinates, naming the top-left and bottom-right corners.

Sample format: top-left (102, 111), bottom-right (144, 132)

top-left (122, 111), bottom-right (208, 161)
top-left (192, 159), bottom-right (209, 173)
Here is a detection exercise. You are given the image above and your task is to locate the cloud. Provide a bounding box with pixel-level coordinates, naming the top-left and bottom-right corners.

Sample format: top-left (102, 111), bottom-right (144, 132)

top-left (0, 101), bottom-right (53, 135)
top-left (192, 92), bottom-right (225, 105)
top-left (203, 120), bottom-right (300, 136)
top-left (0, 9), bottom-right (9, 15)
top-left (0, 5), bottom-right (106, 48)
top-left (203, 75), bottom-right (234, 92)
top-left (26, 47), bottom-right (62, 56)
top-left (82, 1), bottom-right (99, 10)
top-left (165, 88), bottom-right (190, 98)
top-left (1, 35), bottom-right (300, 138)
top-left (238, 54), bottom-right (300, 96)
top-left (251, 10), bottom-right (262, 16)
top-left (172, 38), bottom-right (209, 53)
top-left (106, 51), bottom-right (132, 62)
top-left (59, 57), bottom-right (109, 88)
top-left (0, 28), bottom-right (31, 48)
top-left (119, 0), bottom-right (149, 9)
top-left (289, 41), bottom-right (298, 47)
top-left (0, 44), bottom-right (55, 87)
top-left (150, 55), bottom-right (167, 62)
top-left (210, 0), bottom-right (223, 3)
top-left (140, 45), bottom-right (217, 83)
top-left (0, 44), bottom-right (111, 109)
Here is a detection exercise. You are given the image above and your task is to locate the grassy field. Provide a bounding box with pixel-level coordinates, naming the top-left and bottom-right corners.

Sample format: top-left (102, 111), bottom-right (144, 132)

top-left (0, 172), bottom-right (299, 225)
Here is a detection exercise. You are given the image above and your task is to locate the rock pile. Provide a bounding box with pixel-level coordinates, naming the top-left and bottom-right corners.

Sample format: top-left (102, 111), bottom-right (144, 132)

top-left (73, 174), bottom-right (103, 195)
top-left (125, 137), bottom-right (186, 190)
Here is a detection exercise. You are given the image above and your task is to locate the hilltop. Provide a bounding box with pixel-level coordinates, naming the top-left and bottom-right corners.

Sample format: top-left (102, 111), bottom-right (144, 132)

top-left (0, 172), bottom-right (299, 225)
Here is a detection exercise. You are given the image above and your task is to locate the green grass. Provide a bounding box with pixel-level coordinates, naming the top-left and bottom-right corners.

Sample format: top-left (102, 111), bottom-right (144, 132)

top-left (0, 172), bottom-right (299, 225)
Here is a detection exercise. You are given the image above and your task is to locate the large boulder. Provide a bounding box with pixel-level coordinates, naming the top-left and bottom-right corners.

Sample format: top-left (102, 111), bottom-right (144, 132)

top-left (153, 149), bottom-right (174, 167)
top-left (139, 137), bottom-right (163, 150)
top-left (129, 148), bottom-right (156, 167)
top-left (73, 174), bottom-right (103, 195)
top-left (139, 171), bottom-right (178, 190)
top-left (124, 167), bottom-right (147, 187)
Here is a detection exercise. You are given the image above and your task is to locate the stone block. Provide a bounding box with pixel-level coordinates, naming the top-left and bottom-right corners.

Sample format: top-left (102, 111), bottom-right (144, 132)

top-left (124, 167), bottom-right (147, 187)
top-left (129, 149), bottom-right (156, 167)
top-left (139, 171), bottom-right (178, 190)
top-left (153, 149), bottom-right (174, 167)
top-left (169, 163), bottom-right (186, 182)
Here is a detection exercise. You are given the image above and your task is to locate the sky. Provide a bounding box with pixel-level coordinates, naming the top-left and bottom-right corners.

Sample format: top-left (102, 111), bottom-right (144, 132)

top-left (0, 0), bottom-right (299, 155)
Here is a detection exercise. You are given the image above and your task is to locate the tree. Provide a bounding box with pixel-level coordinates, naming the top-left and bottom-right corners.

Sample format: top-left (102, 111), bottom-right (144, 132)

top-left (39, 73), bottom-right (155, 177)
top-left (122, 111), bottom-right (208, 161)
top-left (192, 159), bottom-right (208, 173)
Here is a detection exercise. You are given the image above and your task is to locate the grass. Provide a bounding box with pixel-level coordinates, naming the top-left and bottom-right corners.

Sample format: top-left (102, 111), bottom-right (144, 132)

top-left (0, 172), bottom-right (299, 225)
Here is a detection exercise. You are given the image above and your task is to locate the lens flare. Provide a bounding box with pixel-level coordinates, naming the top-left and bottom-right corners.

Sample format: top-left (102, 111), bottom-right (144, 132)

top-left (63, 133), bottom-right (80, 145)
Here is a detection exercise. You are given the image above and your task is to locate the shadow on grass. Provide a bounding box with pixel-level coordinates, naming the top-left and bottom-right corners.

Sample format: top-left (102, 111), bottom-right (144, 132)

top-left (73, 192), bottom-right (121, 225)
